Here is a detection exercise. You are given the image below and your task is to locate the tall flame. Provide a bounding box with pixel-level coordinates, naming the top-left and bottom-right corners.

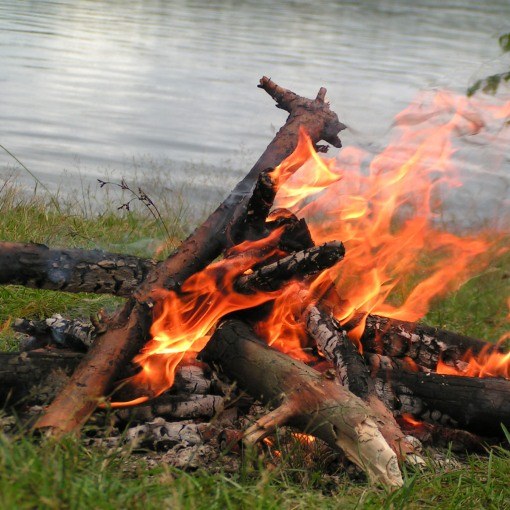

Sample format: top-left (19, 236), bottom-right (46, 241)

top-left (122, 90), bottom-right (508, 401)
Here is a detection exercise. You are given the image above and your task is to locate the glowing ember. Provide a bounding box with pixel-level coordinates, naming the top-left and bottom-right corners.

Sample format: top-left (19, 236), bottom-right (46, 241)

top-left (122, 90), bottom-right (509, 401)
top-left (399, 413), bottom-right (423, 428)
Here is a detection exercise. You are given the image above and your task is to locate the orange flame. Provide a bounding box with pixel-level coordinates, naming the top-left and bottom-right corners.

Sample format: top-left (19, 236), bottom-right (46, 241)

top-left (122, 90), bottom-right (508, 402)
top-left (126, 230), bottom-right (286, 399)
top-left (272, 91), bottom-right (509, 338)
top-left (400, 413), bottom-right (423, 428)
top-left (437, 335), bottom-right (510, 379)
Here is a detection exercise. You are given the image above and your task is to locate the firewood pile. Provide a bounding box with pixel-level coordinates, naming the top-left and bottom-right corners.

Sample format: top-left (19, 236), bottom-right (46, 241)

top-left (1, 78), bottom-right (509, 487)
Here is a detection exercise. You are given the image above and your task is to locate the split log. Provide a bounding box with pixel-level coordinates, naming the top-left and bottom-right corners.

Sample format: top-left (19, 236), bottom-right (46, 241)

top-left (345, 314), bottom-right (500, 369)
top-left (201, 318), bottom-right (403, 487)
top-left (235, 241), bottom-right (345, 293)
top-left (0, 242), bottom-right (157, 297)
top-left (375, 370), bottom-right (510, 436)
top-left (34, 77), bottom-right (347, 436)
top-left (304, 305), bottom-right (418, 459)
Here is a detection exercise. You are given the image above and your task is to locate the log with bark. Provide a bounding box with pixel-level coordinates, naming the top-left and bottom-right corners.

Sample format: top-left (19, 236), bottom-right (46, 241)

top-left (33, 77), bottom-right (347, 436)
top-left (201, 318), bottom-right (404, 487)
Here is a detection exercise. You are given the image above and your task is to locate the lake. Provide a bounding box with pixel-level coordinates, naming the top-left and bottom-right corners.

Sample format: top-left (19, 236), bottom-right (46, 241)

top-left (1, 0), bottom-right (509, 222)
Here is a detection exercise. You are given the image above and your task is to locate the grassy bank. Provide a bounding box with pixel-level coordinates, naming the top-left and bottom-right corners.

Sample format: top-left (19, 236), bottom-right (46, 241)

top-left (0, 179), bottom-right (509, 509)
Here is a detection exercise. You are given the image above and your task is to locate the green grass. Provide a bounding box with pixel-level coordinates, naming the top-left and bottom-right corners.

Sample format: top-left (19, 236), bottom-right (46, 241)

top-left (0, 177), bottom-right (509, 509)
top-left (0, 432), bottom-right (509, 510)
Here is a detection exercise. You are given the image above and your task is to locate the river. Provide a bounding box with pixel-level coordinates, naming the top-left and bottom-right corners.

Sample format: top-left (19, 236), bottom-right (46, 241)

top-left (1, 0), bottom-right (509, 222)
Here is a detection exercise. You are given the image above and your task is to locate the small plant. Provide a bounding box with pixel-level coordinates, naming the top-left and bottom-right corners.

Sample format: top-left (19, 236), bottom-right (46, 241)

top-left (98, 178), bottom-right (172, 241)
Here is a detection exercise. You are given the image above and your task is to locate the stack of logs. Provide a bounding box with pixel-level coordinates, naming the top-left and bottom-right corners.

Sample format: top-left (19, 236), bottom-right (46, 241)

top-left (0, 78), bottom-right (509, 487)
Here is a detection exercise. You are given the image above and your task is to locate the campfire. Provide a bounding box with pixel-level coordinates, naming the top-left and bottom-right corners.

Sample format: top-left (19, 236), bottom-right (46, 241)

top-left (1, 77), bottom-right (509, 487)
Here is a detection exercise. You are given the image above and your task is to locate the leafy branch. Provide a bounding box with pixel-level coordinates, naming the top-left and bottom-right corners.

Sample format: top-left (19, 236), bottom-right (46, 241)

top-left (467, 32), bottom-right (510, 97)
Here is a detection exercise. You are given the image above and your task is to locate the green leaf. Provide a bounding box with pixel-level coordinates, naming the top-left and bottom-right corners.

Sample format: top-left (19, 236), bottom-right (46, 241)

top-left (499, 33), bottom-right (510, 53)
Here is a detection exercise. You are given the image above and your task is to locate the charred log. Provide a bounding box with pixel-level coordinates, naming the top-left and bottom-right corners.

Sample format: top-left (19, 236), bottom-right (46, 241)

top-left (344, 314), bottom-right (500, 369)
top-left (201, 318), bottom-right (403, 487)
top-left (0, 351), bottom-right (214, 407)
top-left (0, 242), bottom-right (157, 297)
top-left (235, 241), bottom-right (344, 293)
top-left (304, 305), bottom-right (417, 459)
top-left (375, 370), bottom-right (510, 437)
top-left (13, 314), bottom-right (97, 351)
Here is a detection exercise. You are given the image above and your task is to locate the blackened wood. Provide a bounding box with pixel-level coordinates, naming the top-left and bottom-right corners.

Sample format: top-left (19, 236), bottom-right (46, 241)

top-left (34, 77), bottom-right (346, 436)
top-left (0, 242), bottom-right (156, 297)
top-left (304, 305), bottom-right (371, 398)
top-left (0, 351), bottom-right (214, 406)
top-left (0, 350), bottom-right (83, 405)
top-left (14, 315), bottom-right (96, 351)
top-left (201, 318), bottom-right (403, 487)
top-left (266, 209), bottom-right (314, 253)
top-left (375, 370), bottom-right (510, 436)
top-left (345, 314), bottom-right (499, 369)
top-left (242, 169), bottom-right (277, 240)
top-left (235, 241), bottom-right (344, 293)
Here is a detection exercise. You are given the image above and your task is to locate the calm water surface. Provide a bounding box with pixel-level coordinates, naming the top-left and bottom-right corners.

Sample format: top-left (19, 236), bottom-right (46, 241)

top-left (1, 0), bottom-right (509, 215)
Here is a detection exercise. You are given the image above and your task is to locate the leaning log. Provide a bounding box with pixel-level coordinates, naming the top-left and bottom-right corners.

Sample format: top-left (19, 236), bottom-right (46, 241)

top-left (0, 242), bottom-right (157, 297)
top-left (201, 318), bottom-right (403, 487)
top-left (34, 77), bottom-right (346, 436)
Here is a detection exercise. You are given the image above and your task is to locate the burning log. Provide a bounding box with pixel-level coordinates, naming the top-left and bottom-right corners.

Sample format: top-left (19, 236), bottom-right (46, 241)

top-left (235, 241), bottom-right (345, 293)
top-left (201, 318), bottom-right (403, 487)
top-left (34, 77), bottom-right (347, 436)
top-left (0, 241), bottom-right (157, 297)
top-left (348, 314), bottom-right (501, 369)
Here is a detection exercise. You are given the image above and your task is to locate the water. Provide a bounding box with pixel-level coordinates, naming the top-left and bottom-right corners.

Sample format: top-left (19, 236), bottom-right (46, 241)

top-left (1, 0), bottom-right (509, 215)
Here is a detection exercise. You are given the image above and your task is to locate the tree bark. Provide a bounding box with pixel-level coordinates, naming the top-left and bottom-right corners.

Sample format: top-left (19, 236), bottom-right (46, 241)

top-left (201, 318), bottom-right (403, 487)
top-left (34, 77), bottom-right (346, 436)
